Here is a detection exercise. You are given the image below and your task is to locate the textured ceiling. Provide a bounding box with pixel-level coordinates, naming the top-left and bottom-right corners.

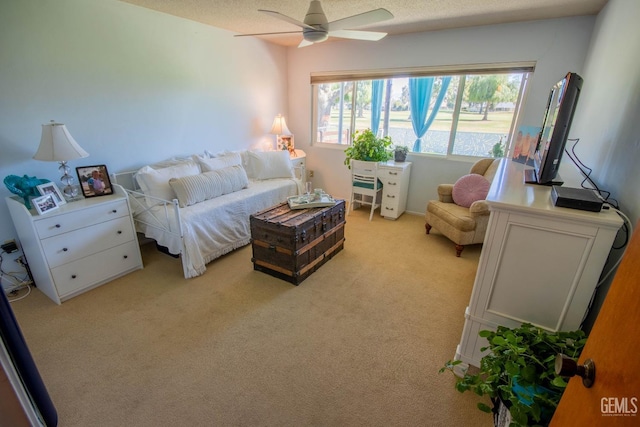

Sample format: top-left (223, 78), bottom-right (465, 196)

top-left (119, 0), bottom-right (608, 47)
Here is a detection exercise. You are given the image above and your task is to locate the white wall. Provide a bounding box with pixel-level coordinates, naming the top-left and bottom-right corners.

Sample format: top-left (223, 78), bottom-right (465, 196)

top-left (561, 0), bottom-right (640, 224)
top-left (565, 0), bottom-right (640, 330)
top-left (287, 17), bottom-right (596, 213)
top-left (0, 0), bottom-right (288, 289)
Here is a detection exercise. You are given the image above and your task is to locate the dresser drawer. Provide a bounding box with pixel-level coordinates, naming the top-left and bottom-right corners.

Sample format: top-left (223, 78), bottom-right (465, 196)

top-left (41, 216), bottom-right (135, 268)
top-left (51, 241), bottom-right (141, 298)
top-left (35, 200), bottom-right (129, 239)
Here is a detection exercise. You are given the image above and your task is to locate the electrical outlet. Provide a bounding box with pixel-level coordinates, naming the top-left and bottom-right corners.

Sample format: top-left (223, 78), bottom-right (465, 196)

top-left (309, 170), bottom-right (314, 178)
top-left (1, 239), bottom-right (18, 253)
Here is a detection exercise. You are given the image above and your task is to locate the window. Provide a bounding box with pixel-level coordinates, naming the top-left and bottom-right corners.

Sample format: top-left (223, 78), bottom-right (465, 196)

top-left (311, 63), bottom-right (533, 158)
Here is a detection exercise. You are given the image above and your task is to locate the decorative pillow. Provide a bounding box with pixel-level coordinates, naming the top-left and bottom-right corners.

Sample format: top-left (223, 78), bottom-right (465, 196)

top-left (195, 152), bottom-right (242, 172)
top-left (135, 161), bottom-right (200, 202)
top-left (452, 173), bottom-right (491, 208)
top-left (247, 150), bottom-right (293, 180)
top-left (148, 156), bottom-right (196, 170)
top-left (168, 165), bottom-right (249, 208)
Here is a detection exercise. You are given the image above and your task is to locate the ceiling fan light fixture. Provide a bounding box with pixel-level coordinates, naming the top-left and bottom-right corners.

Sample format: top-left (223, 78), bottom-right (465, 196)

top-left (303, 28), bottom-right (328, 43)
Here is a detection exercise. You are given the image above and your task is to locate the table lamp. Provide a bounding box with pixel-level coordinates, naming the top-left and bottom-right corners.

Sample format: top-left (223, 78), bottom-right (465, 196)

top-left (270, 114), bottom-right (291, 151)
top-left (33, 121), bottom-right (89, 199)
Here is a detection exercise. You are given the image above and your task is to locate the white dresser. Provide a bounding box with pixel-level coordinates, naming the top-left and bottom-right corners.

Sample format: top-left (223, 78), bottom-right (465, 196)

top-left (378, 161), bottom-right (411, 220)
top-left (455, 159), bottom-right (623, 367)
top-left (6, 184), bottom-right (143, 304)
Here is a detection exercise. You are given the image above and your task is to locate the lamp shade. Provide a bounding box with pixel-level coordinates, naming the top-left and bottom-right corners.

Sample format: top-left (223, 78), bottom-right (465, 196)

top-left (33, 122), bottom-right (89, 161)
top-left (269, 114), bottom-right (291, 136)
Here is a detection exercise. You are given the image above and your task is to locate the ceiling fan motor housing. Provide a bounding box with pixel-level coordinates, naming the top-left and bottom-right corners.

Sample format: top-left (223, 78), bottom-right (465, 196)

top-left (303, 0), bottom-right (329, 42)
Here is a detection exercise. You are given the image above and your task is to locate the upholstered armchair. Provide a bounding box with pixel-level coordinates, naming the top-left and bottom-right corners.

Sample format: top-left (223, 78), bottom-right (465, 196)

top-left (425, 158), bottom-right (500, 256)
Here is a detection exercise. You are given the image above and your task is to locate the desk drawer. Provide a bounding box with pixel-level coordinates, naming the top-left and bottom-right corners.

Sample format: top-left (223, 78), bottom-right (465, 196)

top-left (379, 168), bottom-right (402, 182)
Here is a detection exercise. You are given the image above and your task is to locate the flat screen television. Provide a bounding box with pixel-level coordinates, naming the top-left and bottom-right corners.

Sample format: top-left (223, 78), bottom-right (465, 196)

top-left (524, 72), bottom-right (583, 186)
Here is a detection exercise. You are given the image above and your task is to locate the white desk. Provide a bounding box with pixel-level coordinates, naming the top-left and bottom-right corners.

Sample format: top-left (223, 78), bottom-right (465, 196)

top-left (378, 161), bottom-right (411, 220)
top-left (456, 159), bottom-right (622, 367)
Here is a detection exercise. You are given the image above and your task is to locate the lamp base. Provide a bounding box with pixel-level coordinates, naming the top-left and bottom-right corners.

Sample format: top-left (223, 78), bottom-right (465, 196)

top-left (62, 184), bottom-right (79, 200)
top-left (59, 160), bottom-right (80, 200)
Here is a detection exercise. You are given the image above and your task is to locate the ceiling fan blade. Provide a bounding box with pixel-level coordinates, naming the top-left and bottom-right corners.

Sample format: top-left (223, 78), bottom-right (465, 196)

top-left (328, 8), bottom-right (393, 31)
top-left (234, 30), bottom-right (302, 38)
top-left (298, 39), bottom-right (314, 48)
top-left (328, 29), bottom-right (388, 41)
top-left (259, 9), bottom-right (315, 30)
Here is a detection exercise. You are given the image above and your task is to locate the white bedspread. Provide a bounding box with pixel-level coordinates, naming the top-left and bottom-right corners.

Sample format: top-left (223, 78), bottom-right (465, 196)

top-left (136, 178), bottom-right (298, 278)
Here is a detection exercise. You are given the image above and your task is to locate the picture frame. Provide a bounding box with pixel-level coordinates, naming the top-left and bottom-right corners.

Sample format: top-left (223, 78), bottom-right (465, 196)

top-left (36, 182), bottom-right (66, 206)
top-left (280, 135), bottom-right (295, 155)
top-left (76, 164), bottom-right (113, 198)
top-left (32, 193), bottom-right (59, 215)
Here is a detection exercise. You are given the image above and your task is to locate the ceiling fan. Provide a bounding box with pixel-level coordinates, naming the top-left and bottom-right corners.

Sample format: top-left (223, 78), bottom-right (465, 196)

top-left (235, 0), bottom-right (394, 47)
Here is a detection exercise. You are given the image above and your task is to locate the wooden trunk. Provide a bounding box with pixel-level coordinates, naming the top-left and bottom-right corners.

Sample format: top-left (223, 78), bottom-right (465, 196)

top-left (250, 200), bottom-right (346, 285)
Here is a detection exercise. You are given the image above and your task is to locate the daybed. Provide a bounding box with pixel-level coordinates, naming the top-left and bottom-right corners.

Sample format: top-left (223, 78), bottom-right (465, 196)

top-left (113, 150), bottom-right (302, 278)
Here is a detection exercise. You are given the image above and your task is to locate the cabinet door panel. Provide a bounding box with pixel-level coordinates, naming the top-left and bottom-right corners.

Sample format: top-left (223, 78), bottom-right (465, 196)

top-left (484, 222), bottom-right (591, 330)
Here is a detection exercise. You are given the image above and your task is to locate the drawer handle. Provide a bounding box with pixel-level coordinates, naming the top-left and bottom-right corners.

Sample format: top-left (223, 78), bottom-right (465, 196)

top-left (117, 230), bottom-right (122, 234)
top-left (123, 255), bottom-right (128, 259)
top-left (111, 209), bottom-right (117, 213)
top-left (55, 224), bottom-right (61, 228)
top-left (71, 274), bottom-right (77, 279)
top-left (385, 207), bottom-right (394, 211)
top-left (386, 195), bottom-right (396, 198)
top-left (388, 182), bottom-right (397, 185)
top-left (62, 248), bottom-right (68, 252)
top-left (389, 172), bottom-right (398, 175)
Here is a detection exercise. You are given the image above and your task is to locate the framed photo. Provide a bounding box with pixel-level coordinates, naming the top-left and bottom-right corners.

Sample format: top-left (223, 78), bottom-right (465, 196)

top-left (36, 182), bottom-right (66, 206)
top-left (279, 135), bottom-right (295, 155)
top-left (33, 194), bottom-right (59, 215)
top-left (76, 164), bottom-right (113, 198)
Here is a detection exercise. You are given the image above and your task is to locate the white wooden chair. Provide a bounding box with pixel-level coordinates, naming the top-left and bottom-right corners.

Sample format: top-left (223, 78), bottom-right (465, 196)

top-left (348, 160), bottom-right (383, 221)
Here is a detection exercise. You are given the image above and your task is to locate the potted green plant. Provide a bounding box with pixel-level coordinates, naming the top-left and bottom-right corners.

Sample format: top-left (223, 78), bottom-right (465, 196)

top-left (440, 323), bottom-right (587, 427)
top-left (393, 145), bottom-right (409, 162)
top-left (344, 129), bottom-right (392, 168)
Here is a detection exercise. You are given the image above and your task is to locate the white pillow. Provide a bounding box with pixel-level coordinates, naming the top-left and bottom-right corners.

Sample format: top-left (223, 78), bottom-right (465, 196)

top-left (148, 156), bottom-right (195, 170)
top-left (196, 152), bottom-right (242, 172)
top-left (135, 161), bottom-right (200, 202)
top-left (204, 149), bottom-right (235, 158)
top-left (247, 151), bottom-right (294, 180)
top-left (168, 165), bottom-right (249, 208)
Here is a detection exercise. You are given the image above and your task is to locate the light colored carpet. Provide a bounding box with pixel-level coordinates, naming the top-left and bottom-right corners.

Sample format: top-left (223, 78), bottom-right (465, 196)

top-left (11, 209), bottom-right (491, 426)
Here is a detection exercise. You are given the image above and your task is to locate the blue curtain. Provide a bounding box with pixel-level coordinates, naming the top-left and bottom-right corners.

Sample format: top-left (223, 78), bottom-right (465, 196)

top-left (409, 77), bottom-right (452, 152)
top-left (370, 80), bottom-right (384, 136)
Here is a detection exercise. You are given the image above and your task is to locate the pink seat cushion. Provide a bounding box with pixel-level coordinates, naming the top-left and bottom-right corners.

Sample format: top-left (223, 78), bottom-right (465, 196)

top-left (452, 173), bottom-right (491, 208)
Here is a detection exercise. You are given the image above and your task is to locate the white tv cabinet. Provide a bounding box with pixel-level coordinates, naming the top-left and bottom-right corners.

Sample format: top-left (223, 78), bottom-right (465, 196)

top-left (6, 184), bottom-right (143, 305)
top-left (455, 159), bottom-right (623, 367)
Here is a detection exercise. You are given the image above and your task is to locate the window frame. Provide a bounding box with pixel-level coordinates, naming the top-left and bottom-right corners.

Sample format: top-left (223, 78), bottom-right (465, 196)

top-left (310, 62), bottom-right (535, 158)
